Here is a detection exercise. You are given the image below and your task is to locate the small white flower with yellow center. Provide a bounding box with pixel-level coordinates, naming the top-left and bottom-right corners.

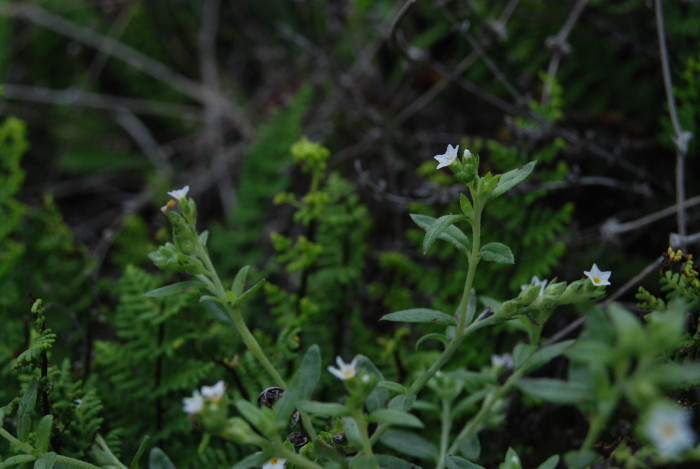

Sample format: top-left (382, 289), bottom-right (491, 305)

top-left (583, 264), bottom-right (611, 286)
top-left (182, 390), bottom-right (204, 415)
top-left (201, 380), bottom-right (226, 402)
top-left (328, 356), bottom-right (358, 381)
top-left (645, 402), bottom-right (696, 458)
top-left (168, 185), bottom-right (190, 200)
top-left (262, 457), bottom-right (286, 469)
top-left (491, 354), bottom-right (514, 370)
top-left (434, 144), bottom-right (460, 169)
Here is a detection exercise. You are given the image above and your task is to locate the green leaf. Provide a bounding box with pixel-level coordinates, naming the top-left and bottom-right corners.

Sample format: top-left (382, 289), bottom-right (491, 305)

top-left (356, 355), bottom-right (388, 412)
top-left (502, 447), bottom-right (522, 469)
top-left (17, 378), bottom-right (37, 441)
top-left (380, 429), bottom-right (437, 460)
top-left (297, 400), bottom-right (350, 417)
top-left (409, 214), bottom-right (471, 255)
top-left (422, 214), bottom-right (469, 254)
top-left (236, 400), bottom-right (270, 432)
top-left (377, 381), bottom-right (407, 394)
top-left (201, 300), bottom-right (236, 329)
top-left (381, 309), bottom-right (456, 326)
top-left (368, 409), bottom-right (423, 428)
top-left (129, 435), bottom-right (151, 469)
top-left (445, 455), bottom-right (485, 469)
top-left (33, 452), bottom-right (57, 469)
top-left (416, 333), bottom-right (449, 350)
top-left (563, 450), bottom-right (597, 469)
top-left (231, 265), bottom-right (250, 297)
top-left (489, 161), bottom-right (536, 200)
top-left (388, 393), bottom-right (416, 412)
top-left (231, 452), bottom-right (268, 469)
top-left (198, 230), bottom-right (209, 246)
top-left (525, 340), bottom-right (575, 374)
top-left (513, 344), bottom-right (536, 370)
top-left (297, 344), bottom-right (321, 400)
top-left (230, 278), bottom-right (266, 309)
top-left (2, 455), bottom-right (35, 467)
top-left (566, 341), bottom-right (614, 364)
top-left (457, 434), bottom-right (481, 460)
top-left (535, 455), bottom-right (560, 469)
top-left (515, 378), bottom-right (591, 404)
top-left (479, 242), bottom-right (514, 264)
top-left (459, 194), bottom-right (474, 220)
top-left (35, 415), bottom-right (53, 454)
top-left (376, 454), bottom-right (423, 469)
top-left (148, 448), bottom-right (176, 469)
top-left (143, 281), bottom-right (201, 298)
top-left (342, 417), bottom-right (363, 448)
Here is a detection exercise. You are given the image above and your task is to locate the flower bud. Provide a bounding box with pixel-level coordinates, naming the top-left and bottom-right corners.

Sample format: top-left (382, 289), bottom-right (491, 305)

top-left (220, 417), bottom-right (266, 446)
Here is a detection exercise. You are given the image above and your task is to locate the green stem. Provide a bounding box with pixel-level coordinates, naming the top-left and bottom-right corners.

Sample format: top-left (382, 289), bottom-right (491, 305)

top-left (456, 198), bottom-right (483, 332)
top-left (580, 361), bottom-right (629, 451)
top-left (353, 409), bottom-right (380, 469)
top-left (0, 427), bottom-right (34, 453)
top-left (435, 398), bottom-right (453, 469)
top-left (229, 306), bottom-right (286, 388)
top-left (272, 440), bottom-right (325, 469)
top-left (446, 363), bottom-right (526, 456)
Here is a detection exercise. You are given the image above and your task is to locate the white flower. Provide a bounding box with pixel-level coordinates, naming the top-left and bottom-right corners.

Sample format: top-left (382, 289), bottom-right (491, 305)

top-left (167, 185), bottom-right (190, 200)
top-left (583, 264), bottom-right (611, 286)
top-left (434, 144), bottom-right (460, 169)
top-left (463, 149), bottom-right (472, 160)
top-left (182, 390), bottom-right (204, 415)
top-left (645, 402), bottom-right (696, 458)
top-left (328, 356), bottom-right (358, 381)
top-left (262, 457), bottom-right (286, 469)
top-left (491, 354), bottom-right (513, 370)
top-left (201, 380), bottom-right (226, 401)
top-left (521, 276), bottom-right (548, 296)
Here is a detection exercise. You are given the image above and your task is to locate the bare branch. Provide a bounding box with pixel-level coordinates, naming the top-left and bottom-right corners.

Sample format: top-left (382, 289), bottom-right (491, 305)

top-left (2, 84), bottom-right (202, 120)
top-left (654, 0), bottom-right (693, 247)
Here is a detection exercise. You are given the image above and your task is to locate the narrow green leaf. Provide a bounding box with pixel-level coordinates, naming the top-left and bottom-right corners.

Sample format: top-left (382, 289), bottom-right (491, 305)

top-left (525, 340), bottom-right (575, 374)
top-left (198, 230), bottom-right (209, 246)
top-left (2, 455), bottom-right (35, 467)
top-left (416, 333), bottom-right (448, 350)
top-left (144, 281), bottom-right (201, 298)
top-left (375, 454), bottom-right (423, 469)
top-left (356, 355), bottom-right (388, 412)
top-left (459, 193), bottom-right (474, 219)
top-left (342, 417), bottom-right (363, 448)
top-left (479, 242), bottom-right (514, 264)
top-left (231, 452), bottom-right (268, 469)
top-left (380, 429), bottom-right (437, 460)
top-left (513, 344), bottom-right (536, 370)
top-left (231, 278), bottom-right (266, 309)
top-left (409, 214), bottom-right (471, 255)
top-left (377, 381), bottom-right (407, 394)
top-left (236, 400), bottom-right (268, 431)
top-left (457, 434), bottom-right (481, 460)
top-left (297, 344), bottom-right (321, 400)
top-left (563, 450), bottom-right (596, 469)
top-left (35, 415), bottom-right (53, 454)
top-left (231, 265), bottom-right (250, 297)
top-left (536, 455), bottom-right (560, 469)
top-left (297, 400), bottom-right (350, 417)
top-left (34, 452), bottom-right (56, 469)
top-left (129, 435), bottom-right (151, 469)
top-left (445, 455), bottom-right (485, 469)
top-left (515, 378), bottom-right (591, 404)
top-left (388, 393), bottom-right (416, 412)
top-left (381, 309), bottom-right (456, 326)
top-left (17, 378), bottom-right (37, 442)
top-left (422, 214), bottom-right (469, 254)
top-left (368, 409), bottom-right (424, 428)
top-left (489, 160), bottom-right (536, 200)
top-left (148, 448), bottom-right (176, 469)
top-left (201, 300), bottom-right (236, 329)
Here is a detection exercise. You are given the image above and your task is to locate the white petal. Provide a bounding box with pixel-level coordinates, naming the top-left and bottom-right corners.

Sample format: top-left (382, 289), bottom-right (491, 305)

top-left (167, 185), bottom-right (190, 200)
top-left (201, 380), bottom-right (225, 399)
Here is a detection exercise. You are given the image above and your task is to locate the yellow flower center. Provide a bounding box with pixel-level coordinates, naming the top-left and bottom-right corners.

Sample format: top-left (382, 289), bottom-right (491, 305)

top-left (343, 369), bottom-right (354, 378)
top-left (660, 422), bottom-right (678, 438)
top-left (270, 458), bottom-right (280, 464)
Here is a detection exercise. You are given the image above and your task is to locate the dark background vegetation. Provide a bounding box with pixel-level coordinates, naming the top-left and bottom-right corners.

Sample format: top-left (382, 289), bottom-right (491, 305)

top-left (1, 0), bottom-right (700, 467)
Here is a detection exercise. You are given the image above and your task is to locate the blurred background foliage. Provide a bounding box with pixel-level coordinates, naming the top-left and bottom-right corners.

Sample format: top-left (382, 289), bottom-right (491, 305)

top-left (1, 0), bottom-right (700, 466)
